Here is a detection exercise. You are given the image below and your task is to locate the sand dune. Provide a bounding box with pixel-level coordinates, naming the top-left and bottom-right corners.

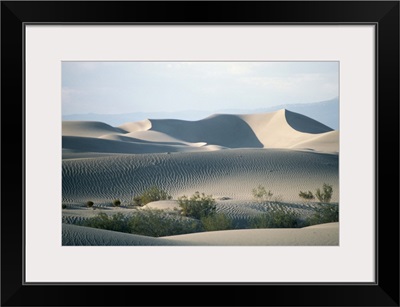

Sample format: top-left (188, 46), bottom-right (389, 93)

top-left (62, 148), bottom-right (338, 205)
top-left (163, 222), bottom-right (339, 246)
top-left (62, 222), bottom-right (339, 246)
top-left (142, 200), bottom-right (181, 210)
top-left (62, 223), bottom-right (184, 246)
top-left (62, 121), bottom-right (127, 137)
top-left (238, 110), bottom-right (335, 151)
top-left (125, 130), bottom-right (207, 147)
top-left (62, 136), bottom-right (221, 156)
top-left (99, 131), bottom-right (207, 148)
top-left (62, 109), bottom-right (339, 156)
top-left (146, 115), bottom-right (264, 148)
top-left (290, 130), bottom-right (339, 152)
top-left (118, 119), bottom-right (152, 133)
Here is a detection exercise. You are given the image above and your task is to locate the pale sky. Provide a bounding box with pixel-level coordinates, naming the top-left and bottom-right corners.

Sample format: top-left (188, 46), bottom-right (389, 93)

top-left (62, 62), bottom-right (338, 115)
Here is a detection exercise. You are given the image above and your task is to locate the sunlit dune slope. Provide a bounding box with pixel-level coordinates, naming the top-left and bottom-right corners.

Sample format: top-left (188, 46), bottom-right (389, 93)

top-left (62, 109), bottom-right (339, 155)
top-left (62, 222), bottom-right (339, 246)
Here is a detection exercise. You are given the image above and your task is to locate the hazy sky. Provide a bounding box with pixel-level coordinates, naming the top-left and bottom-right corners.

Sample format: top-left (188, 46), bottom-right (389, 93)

top-left (62, 62), bottom-right (338, 115)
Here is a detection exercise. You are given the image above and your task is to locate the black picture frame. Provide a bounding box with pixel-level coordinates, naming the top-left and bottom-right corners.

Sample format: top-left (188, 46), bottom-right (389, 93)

top-left (1, 1), bottom-right (399, 306)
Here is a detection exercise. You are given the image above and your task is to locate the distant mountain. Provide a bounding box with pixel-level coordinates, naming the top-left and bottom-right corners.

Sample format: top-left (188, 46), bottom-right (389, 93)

top-left (62, 97), bottom-right (339, 130)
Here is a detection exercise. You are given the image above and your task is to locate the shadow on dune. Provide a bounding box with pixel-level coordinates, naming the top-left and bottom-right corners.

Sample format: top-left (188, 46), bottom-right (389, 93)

top-left (62, 136), bottom-right (188, 154)
top-left (63, 121), bottom-right (127, 137)
top-left (284, 109), bottom-right (333, 133)
top-left (149, 114), bottom-right (264, 148)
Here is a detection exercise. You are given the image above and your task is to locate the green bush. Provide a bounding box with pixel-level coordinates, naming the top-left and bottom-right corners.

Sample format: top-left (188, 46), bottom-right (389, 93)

top-left (178, 192), bottom-right (216, 219)
top-left (81, 212), bottom-right (131, 233)
top-left (80, 210), bottom-right (202, 237)
top-left (133, 186), bottom-right (172, 206)
top-left (250, 209), bottom-right (300, 228)
top-left (62, 204), bottom-right (67, 209)
top-left (315, 183), bottom-right (333, 203)
top-left (129, 208), bottom-right (202, 237)
top-left (201, 213), bottom-right (233, 231)
top-left (252, 185), bottom-right (273, 202)
top-left (299, 191), bottom-right (315, 201)
top-left (112, 199), bottom-right (121, 207)
top-left (86, 201), bottom-right (94, 208)
top-left (307, 203), bottom-right (339, 226)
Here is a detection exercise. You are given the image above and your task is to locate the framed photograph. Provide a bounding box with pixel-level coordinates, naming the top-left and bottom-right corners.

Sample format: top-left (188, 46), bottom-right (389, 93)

top-left (1, 1), bottom-right (399, 306)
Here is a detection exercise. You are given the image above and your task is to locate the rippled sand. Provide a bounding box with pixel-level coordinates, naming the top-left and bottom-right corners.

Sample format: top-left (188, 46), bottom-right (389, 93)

top-left (62, 109), bottom-right (339, 245)
top-left (62, 149), bottom-right (338, 205)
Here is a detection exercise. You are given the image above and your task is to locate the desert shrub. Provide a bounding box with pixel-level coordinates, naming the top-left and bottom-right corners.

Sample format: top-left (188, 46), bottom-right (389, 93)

top-left (132, 196), bottom-right (142, 206)
top-left (201, 213), bottom-right (233, 231)
top-left (86, 201), bottom-right (94, 208)
top-left (252, 185), bottom-right (273, 202)
top-left (81, 212), bottom-right (131, 233)
top-left (62, 204), bottom-right (67, 209)
top-left (306, 203), bottom-right (339, 226)
top-left (250, 209), bottom-right (300, 228)
top-left (129, 208), bottom-right (202, 237)
top-left (80, 210), bottom-right (203, 237)
top-left (178, 192), bottom-right (216, 219)
top-left (315, 183), bottom-right (333, 203)
top-left (299, 191), bottom-right (315, 201)
top-left (112, 199), bottom-right (121, 207)
top-left (133, 186), bottom-right (172, 206)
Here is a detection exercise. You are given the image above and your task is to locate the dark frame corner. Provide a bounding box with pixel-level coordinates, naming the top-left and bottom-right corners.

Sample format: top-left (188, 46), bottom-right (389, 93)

top-left (1, 1), bottom-right (399, 306)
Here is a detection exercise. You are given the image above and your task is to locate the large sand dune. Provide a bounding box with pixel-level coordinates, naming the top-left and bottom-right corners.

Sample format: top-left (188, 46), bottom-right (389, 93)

top-left (62, 109), bottom-right (338, 157)
top-left (62, 222), bottom-right (339, 246)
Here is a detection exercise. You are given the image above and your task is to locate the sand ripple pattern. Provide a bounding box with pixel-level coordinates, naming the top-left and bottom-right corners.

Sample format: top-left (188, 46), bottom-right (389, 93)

top-left (62, 224), bottom-right (186, 246)
top-left (62, 149), bottom-right (338, 206)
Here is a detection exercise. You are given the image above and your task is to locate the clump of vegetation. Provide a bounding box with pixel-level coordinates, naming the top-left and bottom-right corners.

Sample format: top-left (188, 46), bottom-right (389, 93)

top-left (178, 191), bottom-right (216, 219)
top-left (86, 201), bottom-right (94, 208)
top-left (81, 212), bottom-right (131, 233)
top-left (315, 183), bottom-right (333, 203)
top-left (133, 186), bottom-right (172, 206)
top-left (62, 204), bottom-right (67, 209)
top-left (299, 191), bottom-right (315, 201)
top-left (250, 209), bottom-right (301, 228)
top-left (79, 210), bottom-right (202, 237)
top-left (306, 203), bottom-right (339, 226)
top-left (201, 213), bottom-right (233, 232)
top-left (112, 199), bottom-right (121, 207)
top-left (129, 208), bottom-right (202, 237)
top-left (252, 185), bottom-right (273, 202)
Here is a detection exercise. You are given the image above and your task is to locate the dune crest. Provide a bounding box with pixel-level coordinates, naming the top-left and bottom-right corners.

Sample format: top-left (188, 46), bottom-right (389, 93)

top-left (238, 109), bottom-right (336, 151)
top-left (62, 121), bottom-right (127, 137)
top-left (147, 115), bottom-right (264, 148)
top-left (62, 223), bottom-right (339, 246)
top-left (62, 109), bottom-right (338, 156)
top-left (118, 119), bottom-right (152, 133)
